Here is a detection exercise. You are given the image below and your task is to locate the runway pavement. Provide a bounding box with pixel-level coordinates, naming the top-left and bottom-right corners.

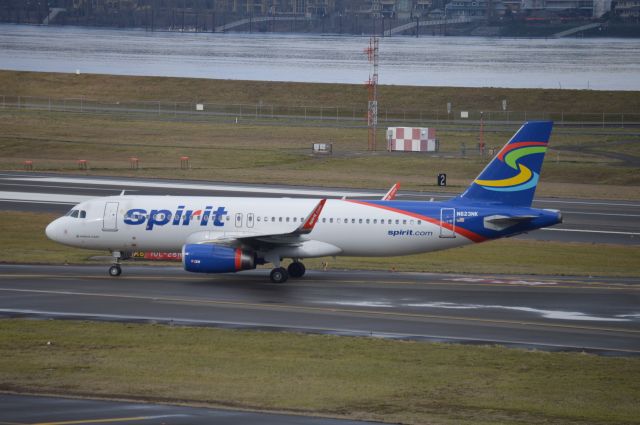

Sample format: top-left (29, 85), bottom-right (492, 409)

top-left (0, 394), bottom-right (375, 425)
top-left (0, 171), bottom-right (638, 244)
top-left (1, 264), bottom-right (638, 355)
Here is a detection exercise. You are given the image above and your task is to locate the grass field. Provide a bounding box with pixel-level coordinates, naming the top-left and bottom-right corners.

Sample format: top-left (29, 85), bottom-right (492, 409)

top-left (1, 110), bottom-right (639, 199)
top-left (2, 70), bottom-right (639, 199)
top-left (3, 210), bottom-right (639, 277)
top-left (3, 70), bottom-right (640, 113)
top-left (1, 319), bottom-right (639, 425)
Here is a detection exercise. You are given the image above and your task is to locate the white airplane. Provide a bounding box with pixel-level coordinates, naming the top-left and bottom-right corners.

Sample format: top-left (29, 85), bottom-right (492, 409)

top-left (46, 121), bottom-right (562, 283)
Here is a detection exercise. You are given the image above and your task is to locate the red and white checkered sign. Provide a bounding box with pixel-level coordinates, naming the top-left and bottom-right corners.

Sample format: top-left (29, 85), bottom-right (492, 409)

top-left (388, 127), bottom-right (437, 152)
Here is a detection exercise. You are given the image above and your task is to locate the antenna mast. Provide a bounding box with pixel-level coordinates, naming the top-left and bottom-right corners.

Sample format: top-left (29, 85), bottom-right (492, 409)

top-left (365, 36), bottom-right (379, 151)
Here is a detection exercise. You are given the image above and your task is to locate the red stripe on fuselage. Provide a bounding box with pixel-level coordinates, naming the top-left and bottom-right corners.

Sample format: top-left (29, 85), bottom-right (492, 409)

top-left (345, 200), bottom-right (487, 243)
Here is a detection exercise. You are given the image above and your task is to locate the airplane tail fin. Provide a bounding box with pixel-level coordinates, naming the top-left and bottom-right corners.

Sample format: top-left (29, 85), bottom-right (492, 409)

top-left (456, 121), bottom-right (553, 207)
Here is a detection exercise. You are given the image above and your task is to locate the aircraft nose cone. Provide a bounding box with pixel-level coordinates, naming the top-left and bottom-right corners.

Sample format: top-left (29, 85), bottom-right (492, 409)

top-left (45, 219), bottom-right (61, 242)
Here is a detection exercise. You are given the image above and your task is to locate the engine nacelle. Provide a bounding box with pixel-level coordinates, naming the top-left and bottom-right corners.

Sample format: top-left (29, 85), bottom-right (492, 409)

top-left (182, 244), bottom-right (256, 274)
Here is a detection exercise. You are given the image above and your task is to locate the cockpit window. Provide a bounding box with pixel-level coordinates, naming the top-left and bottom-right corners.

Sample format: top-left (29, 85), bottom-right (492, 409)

top-left (65, 209), bottom-right (85, 219)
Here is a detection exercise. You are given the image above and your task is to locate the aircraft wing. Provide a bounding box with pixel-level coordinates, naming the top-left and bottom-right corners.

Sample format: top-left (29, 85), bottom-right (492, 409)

top-left (186, 199), bottom-right (327, 248)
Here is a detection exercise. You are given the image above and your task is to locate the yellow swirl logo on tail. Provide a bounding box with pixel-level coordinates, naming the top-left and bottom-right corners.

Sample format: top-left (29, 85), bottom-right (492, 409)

top-left (474, 143), bottom-right (547, 192)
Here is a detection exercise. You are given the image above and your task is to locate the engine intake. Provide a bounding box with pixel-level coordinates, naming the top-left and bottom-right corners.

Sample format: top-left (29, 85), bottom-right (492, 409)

top-left (182, 244), bottom-right (255, 274)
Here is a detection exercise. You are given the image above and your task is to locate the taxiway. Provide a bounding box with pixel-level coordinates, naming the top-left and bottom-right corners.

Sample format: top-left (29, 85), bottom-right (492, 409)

top-left (0, 394), bottom-right (375, 425)
top-left (1, 264), bottom-right (638, 355)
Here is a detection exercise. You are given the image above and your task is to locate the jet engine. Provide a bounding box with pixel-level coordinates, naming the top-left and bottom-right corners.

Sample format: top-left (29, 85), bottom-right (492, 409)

top-left (182, 244), bottom-right (256, 273)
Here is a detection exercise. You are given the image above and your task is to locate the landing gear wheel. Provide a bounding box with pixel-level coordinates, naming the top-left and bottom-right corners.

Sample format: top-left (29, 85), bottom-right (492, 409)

top-left (288, 262), bottom-right (306, 278)
top-left (270, 267), bottom-right (289, 283)
top-left (108, 265), bottom-right (122, 277)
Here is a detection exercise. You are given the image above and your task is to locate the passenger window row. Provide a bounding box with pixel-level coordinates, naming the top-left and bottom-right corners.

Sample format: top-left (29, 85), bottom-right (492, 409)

top-left (256, 216), bottom-right (304, 223)
top-left (254, 216), bottom-right (421, 225)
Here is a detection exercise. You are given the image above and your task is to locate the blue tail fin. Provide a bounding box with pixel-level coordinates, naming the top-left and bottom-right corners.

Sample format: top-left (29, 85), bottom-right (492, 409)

top-left (457, 121), bottom-right (553, 207)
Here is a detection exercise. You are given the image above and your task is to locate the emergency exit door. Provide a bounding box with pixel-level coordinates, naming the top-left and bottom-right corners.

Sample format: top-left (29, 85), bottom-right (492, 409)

top-left (439, 208), bottom-right (456, 238)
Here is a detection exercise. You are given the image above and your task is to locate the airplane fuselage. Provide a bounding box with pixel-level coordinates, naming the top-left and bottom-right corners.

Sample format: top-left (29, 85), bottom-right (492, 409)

top-left (46, 195), bottom-right (561, 258)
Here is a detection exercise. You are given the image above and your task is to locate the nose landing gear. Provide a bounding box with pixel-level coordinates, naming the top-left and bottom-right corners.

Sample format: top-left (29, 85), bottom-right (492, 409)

top-left (108, 264), bottom-right (122, 277)
top-left (107, 251), bottom-right (126, 277)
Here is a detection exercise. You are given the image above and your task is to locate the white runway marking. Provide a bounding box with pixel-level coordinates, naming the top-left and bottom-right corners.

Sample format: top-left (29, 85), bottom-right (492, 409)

top-left (0, 191), bottom-right (94, 204)
top-left (321, 301), bottom-right (632, 322)
top-left (7, 176), bottom-right (378, 197)
top-left (0, 199), bottom-right (77, 205)
top-left (563, 210), bottom-right (640, 217)
top-left (449, 277), bottom-right (558, 286)
top-left (535, 199), bottom-right (640, 208)
top-left (404, 302), bottom-right (631, 322)
top-left (617, 313), bottom-right (640, 319)
top-left (331, 301), bottom-right (395, 308)
top-left (0, 182), bottom-right (136, 191)
top-left (541, 228), bottom-right (640, 236)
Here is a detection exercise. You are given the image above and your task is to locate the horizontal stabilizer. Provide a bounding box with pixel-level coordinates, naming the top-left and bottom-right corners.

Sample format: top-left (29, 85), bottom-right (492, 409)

top-left (483, 214), bottom-right (536, 231)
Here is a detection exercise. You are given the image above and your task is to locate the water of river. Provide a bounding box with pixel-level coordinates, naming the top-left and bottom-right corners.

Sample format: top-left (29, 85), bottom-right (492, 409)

top-left (1, 24), bottom-right (638, 91)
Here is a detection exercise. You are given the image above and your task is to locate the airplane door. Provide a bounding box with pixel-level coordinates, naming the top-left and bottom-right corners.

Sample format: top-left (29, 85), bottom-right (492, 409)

top-left (102, 202), bottom-right (119, 232)
top-left (439, 208), bottom-right (456, 238)
top-left (235, 213), bottom-right (243, 228)
top-left (247, 213), bottom-right (254, 228)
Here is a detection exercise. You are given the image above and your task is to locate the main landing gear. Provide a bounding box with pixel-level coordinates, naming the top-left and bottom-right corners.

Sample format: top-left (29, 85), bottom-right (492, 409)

top-left (270, 267), bottom-right (288, 283)
top-left (269, 261), bottom-right (306, 283)
top-left (287, 261), bottom-right (306, 278)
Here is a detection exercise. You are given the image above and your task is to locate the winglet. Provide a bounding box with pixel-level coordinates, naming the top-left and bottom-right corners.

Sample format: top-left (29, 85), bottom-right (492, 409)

top-left (382, 182), bottom-right (400, 201)
top-left (297, 199), bottom-right (327, 234)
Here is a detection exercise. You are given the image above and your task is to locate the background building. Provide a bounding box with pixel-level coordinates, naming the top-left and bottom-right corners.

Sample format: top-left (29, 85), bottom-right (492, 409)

top-left (615, 0), bottom-right (640, 19)
top-left (0, 0), bottom-right (633, 31)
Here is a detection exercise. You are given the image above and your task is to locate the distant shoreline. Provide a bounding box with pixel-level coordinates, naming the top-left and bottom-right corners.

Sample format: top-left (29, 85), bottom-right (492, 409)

top-left (0, 21), bottom-right (640, 39)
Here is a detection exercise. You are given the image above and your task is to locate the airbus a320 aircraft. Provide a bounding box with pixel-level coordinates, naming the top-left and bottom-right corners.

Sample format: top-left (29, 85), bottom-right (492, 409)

top-left (46, 121), bottom-right (562, 283)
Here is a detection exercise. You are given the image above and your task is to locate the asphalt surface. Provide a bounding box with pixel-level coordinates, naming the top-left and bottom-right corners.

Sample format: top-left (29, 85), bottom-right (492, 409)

top-left (1, 264), bottom-right (638, 355)
top-left (1, 171), bottom-right (638, 245)
top-left (0, 394), bottom-right (375, 425)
